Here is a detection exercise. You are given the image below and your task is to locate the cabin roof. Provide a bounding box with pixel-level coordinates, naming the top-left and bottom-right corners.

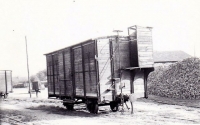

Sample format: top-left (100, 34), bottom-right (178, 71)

top-left (154, 51), bottom-right (192, 63)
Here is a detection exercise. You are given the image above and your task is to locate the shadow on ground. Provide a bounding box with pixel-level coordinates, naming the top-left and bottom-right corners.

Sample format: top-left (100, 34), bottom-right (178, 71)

top-left (27, 104), bottom-right (110, 117)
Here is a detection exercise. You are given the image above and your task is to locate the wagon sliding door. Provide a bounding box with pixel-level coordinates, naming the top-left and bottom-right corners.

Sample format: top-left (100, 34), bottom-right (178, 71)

top-left (83, 41), bottom-right (98, 97)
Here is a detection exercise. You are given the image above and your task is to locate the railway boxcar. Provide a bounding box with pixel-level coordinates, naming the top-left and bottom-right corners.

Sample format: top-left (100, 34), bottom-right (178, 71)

top-left (0, 70), bottom-right (13, 98)
top-left (45, 25), bottom-right (154, 113)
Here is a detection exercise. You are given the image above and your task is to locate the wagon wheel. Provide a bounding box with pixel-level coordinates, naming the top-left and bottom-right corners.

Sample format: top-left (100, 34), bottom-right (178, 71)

top-left (87, 103), bottom-right (98, 114)
top-left (66, 104), bottom-right (74, 110)
top-left (93, 103), bottom-right (99, 114)
top-left (64, 103), bottom-right (74, 110)
top-left (87, 103), bottom-right (92, 113)
top-left (110, 102), bottom-right (119, 112)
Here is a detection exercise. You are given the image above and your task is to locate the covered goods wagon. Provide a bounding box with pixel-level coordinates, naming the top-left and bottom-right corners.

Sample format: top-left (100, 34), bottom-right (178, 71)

top-left (0, 70), bottom-right (13, 98)
top-left (45, 25), bottom-right (154, 113)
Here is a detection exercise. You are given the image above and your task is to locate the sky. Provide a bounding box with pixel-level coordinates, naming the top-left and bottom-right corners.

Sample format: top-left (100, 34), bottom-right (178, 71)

top-left (0, 0), bottom-right (200, 77)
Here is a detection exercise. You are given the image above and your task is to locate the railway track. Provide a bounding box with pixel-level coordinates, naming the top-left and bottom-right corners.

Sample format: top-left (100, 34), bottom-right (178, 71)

top-left (0, 114), bottom-right (27, 125)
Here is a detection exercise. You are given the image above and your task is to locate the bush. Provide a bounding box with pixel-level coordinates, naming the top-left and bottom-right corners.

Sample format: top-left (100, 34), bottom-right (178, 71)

top-left (148, 58), bottom-right (200, 99)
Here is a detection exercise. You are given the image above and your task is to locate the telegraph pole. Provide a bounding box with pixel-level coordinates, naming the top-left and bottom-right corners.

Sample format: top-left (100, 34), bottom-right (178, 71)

top-left (113, 30), bottom-right (123, 36)
top-left (25, 36), bottom-right (31, 98)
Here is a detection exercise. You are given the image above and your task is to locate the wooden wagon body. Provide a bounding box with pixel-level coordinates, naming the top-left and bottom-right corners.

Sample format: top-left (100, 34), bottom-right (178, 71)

top-left (45, 25), bottom-right (154, 113)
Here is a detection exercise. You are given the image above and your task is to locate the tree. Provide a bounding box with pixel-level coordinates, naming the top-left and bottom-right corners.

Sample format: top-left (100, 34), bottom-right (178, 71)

top-left (36, 69), bottom-right (47, 81)
top-left (30, 76), bottom-right (35, 82)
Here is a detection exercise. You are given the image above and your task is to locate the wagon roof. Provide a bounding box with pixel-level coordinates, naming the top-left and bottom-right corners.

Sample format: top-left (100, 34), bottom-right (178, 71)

top-left (44, 35), bottom-right (127, 55)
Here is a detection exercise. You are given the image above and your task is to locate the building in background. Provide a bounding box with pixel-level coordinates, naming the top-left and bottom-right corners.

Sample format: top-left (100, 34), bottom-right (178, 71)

top-left (153, 51), bottom-right (192, 67)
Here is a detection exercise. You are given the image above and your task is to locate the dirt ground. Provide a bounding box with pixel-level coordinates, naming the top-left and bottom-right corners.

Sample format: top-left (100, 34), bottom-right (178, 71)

top-left (0, 88), bottom-right (200, 125)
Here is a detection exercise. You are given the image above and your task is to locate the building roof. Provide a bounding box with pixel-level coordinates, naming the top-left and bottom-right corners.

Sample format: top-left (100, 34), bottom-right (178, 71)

top-left (154, 51), bottom-right (192, 63)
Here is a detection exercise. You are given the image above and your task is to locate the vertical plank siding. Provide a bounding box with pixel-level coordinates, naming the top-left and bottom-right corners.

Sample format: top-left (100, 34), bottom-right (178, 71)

top-left (64, 49), bottom-right (73, 97)
top-left (112, 37), bottom-right (131, 78)
top-left (58, 51), bottom-right (65, 96)
top-left (53, 54), bottom-right (59, 95)
top-left (73, 47), bottom-right (84, 96)
top-left (137, 27), bottom-right (154, 67)
top-left (46, 55), bottom-right (54, 94)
